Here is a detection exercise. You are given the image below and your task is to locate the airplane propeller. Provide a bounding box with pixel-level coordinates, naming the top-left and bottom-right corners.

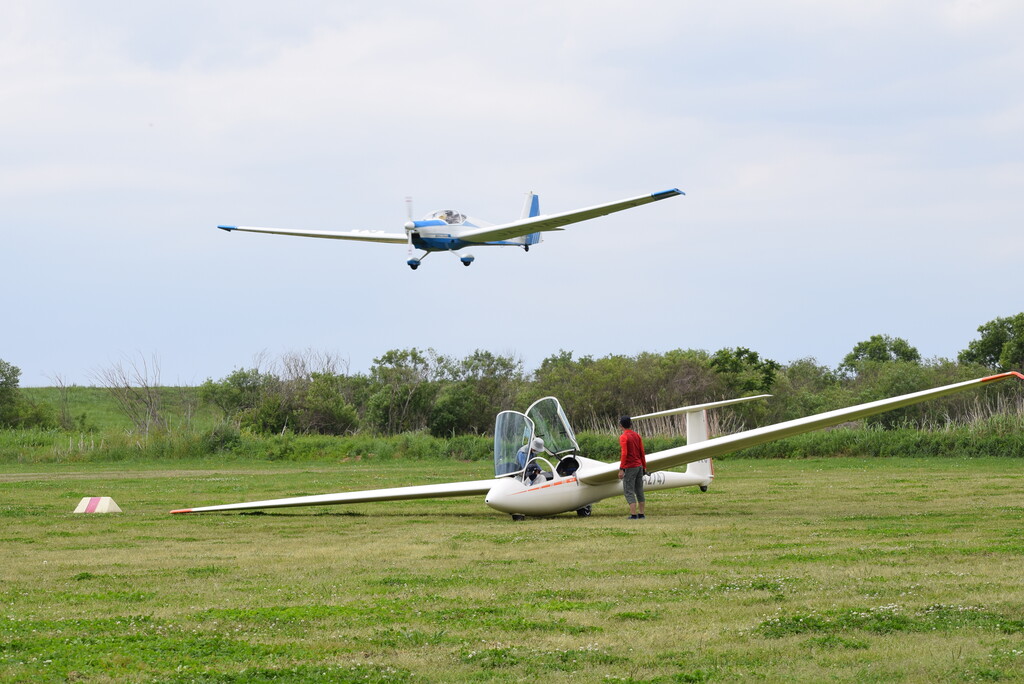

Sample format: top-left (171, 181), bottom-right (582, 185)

top-left (404, 196), bottom-right (415, 240)
top-left (404, 196), bottom-right (420, 269)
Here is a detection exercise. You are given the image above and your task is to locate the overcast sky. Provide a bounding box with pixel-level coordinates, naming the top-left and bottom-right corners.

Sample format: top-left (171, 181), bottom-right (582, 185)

top-left (4, 1), bottom-right (1023, 387)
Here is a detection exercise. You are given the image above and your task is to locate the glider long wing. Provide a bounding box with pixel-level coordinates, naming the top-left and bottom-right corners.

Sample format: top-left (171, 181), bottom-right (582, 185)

top-left (171, 478), bottom-right (497, 514)
top-left (217, 225), bottom-right (407, 244)
top-left (578, 372), bottom-right (1024, 485)
top-left (455, 188), bottom-right (684, 243)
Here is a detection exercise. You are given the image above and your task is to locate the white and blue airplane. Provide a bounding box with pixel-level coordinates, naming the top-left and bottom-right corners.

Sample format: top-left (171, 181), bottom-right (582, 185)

top-left (218, 188), bottom-right (684, 270)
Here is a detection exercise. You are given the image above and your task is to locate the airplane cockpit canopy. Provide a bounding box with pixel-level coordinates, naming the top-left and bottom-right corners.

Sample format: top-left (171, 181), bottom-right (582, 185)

top-left (525, 397), bottom-right (579, 456)
top-left (494, 411), bottom-right (533, 477)
top-left (426, 209), bottom-right (467, 225)
top-left (493, 397), bottom-right (579, 478)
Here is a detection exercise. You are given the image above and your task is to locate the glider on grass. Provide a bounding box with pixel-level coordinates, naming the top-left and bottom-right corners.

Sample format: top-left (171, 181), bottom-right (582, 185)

top-left (172, 372), bottom-right (1023, 520)
top-left (218, 188), bottom-right (683, 270)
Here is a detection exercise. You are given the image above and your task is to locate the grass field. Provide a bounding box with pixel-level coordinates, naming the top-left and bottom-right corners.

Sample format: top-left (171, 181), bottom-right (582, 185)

top-left (2, 457), bottom-right (1023, 682)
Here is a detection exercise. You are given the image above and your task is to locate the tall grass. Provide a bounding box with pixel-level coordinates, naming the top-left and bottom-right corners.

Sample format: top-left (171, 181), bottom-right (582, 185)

top-left (3, 410), bottom-right (1023, 465)
top-left (0, 423), bottom-right (499, 465)
top-left (736, 412), bottom-right (1024, 459)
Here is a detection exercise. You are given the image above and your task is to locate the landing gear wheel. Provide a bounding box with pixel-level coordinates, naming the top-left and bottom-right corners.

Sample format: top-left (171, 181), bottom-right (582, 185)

top-left (511, 514), bottom-right (526, 522)
top-left (699, 485), bottom-right (708, 492)
top-left (576, 505), bottom-right (592, 517)
top-left (408, 263), bottom-right (419, 270)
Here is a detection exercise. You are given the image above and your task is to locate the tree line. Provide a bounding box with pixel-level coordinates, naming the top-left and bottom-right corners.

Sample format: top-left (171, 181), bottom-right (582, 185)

top-left (3, 313), bottom-right (1024, 437)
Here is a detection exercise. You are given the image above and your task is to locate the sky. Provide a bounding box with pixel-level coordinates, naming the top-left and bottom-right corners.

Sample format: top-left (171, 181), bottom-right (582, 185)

top-left (3, 0), bottom-right (1023, 387)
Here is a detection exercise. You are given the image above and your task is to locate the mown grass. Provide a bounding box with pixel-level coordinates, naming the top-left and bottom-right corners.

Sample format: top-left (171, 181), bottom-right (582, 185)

top-left (1, 457), bottom-right (1023, 682)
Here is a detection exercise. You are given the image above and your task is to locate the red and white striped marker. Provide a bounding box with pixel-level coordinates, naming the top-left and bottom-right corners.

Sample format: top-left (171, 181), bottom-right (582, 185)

top-left (73, 497), bottom-right (122, 513)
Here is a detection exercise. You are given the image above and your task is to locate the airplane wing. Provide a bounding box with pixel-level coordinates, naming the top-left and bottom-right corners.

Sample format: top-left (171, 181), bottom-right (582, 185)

top-left (217, 225), bottom-right (407, 244)
top-left (171, 478), bottom-right (497, 514)
top-left (454, 188), bottom-right (684, 244)
top-left (578, 371), bottom-right (1024, 485)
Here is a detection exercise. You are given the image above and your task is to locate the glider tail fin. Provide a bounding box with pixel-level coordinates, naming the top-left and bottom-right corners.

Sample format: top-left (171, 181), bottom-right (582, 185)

top-left (519, 192), bottom-right (542, 246)
top-left (632, 395), bottom-right (771, 491)
top-left (684, 457), bottom-right (714, 488)
top-left (683, 410), bottom-right (714, 488)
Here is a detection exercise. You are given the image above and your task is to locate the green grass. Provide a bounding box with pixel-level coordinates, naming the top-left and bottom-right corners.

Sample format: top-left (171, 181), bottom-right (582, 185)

top-left (2, 457), bottom-right (1023, 681)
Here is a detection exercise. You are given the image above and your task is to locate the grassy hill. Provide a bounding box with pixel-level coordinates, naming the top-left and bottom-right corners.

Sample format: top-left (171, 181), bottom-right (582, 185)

top-left (20, 386), bottom-right (222, 432)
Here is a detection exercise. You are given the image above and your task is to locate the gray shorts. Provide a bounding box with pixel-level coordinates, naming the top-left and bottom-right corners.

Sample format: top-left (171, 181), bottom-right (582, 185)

top-left (622, 467), bottom-right (645, 504)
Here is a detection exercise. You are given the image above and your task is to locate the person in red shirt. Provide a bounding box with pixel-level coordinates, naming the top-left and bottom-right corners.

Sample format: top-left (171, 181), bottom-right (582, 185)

top-left (617, 416), bottom-right (647, 519)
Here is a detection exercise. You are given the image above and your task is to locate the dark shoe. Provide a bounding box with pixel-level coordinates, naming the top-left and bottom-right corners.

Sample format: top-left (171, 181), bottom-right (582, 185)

top-left (638, 514), bottom-right (646, 519)
top-left (628, 515), bottom-right (638, 519)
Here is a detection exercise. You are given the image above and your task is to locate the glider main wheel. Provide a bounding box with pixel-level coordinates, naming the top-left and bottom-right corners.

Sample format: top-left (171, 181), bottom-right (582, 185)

top-left (576, 505), bottom-right (592, 517)
top-left (511, 514), bottom-right (526, 522)
top-left (699, 485), bottom-right (708, 492)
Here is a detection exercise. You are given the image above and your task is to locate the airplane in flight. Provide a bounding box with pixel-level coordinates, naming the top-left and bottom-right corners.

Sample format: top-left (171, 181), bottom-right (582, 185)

top-left (171, 371), bottom-right (1023, 520)
top-left (218, 188), bottom-right (683, 270)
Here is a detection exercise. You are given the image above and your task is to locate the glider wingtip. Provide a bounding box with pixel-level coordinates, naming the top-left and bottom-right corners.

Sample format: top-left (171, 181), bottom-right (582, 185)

top-left (652, 188), bottom-right (684, 199)
top-left (982, 370), bottom-right (1024, 383)
top-left (217, 225), bottom-right (237, 232)
top-left (169, 508), bottom-right (192, 514)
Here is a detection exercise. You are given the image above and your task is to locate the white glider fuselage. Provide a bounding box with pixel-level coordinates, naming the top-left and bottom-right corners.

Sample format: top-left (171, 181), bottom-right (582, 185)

top-left (484, 457), bottom-right (708, 517)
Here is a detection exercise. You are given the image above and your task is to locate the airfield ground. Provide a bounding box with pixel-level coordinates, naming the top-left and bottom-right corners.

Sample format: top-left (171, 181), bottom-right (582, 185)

top-left (2, 457), bottom-right (1023, 682)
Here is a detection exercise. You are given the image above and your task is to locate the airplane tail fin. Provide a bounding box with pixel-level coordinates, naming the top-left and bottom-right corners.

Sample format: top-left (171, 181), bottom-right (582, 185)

top-left (518, 192), bottom-right (542, 246)
top-left (682, 410), bottom-right (714, 488)
top-left (684, 457), bottom-right (714, 488)
top-left (632, 395), bottom-right (772, 491)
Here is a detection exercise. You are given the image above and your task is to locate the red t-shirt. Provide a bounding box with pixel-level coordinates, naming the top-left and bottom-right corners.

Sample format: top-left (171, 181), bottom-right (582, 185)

top-left (619, 429), bottom-right (646, 469)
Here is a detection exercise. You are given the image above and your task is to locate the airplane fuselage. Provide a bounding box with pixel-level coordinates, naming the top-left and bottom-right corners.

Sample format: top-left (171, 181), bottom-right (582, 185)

top-left (409, 218), bottom-right (523, 252)
top-left (484, 456), bottom-right (709, 517)
top-left (411, 233), bottom-right (477, 252)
